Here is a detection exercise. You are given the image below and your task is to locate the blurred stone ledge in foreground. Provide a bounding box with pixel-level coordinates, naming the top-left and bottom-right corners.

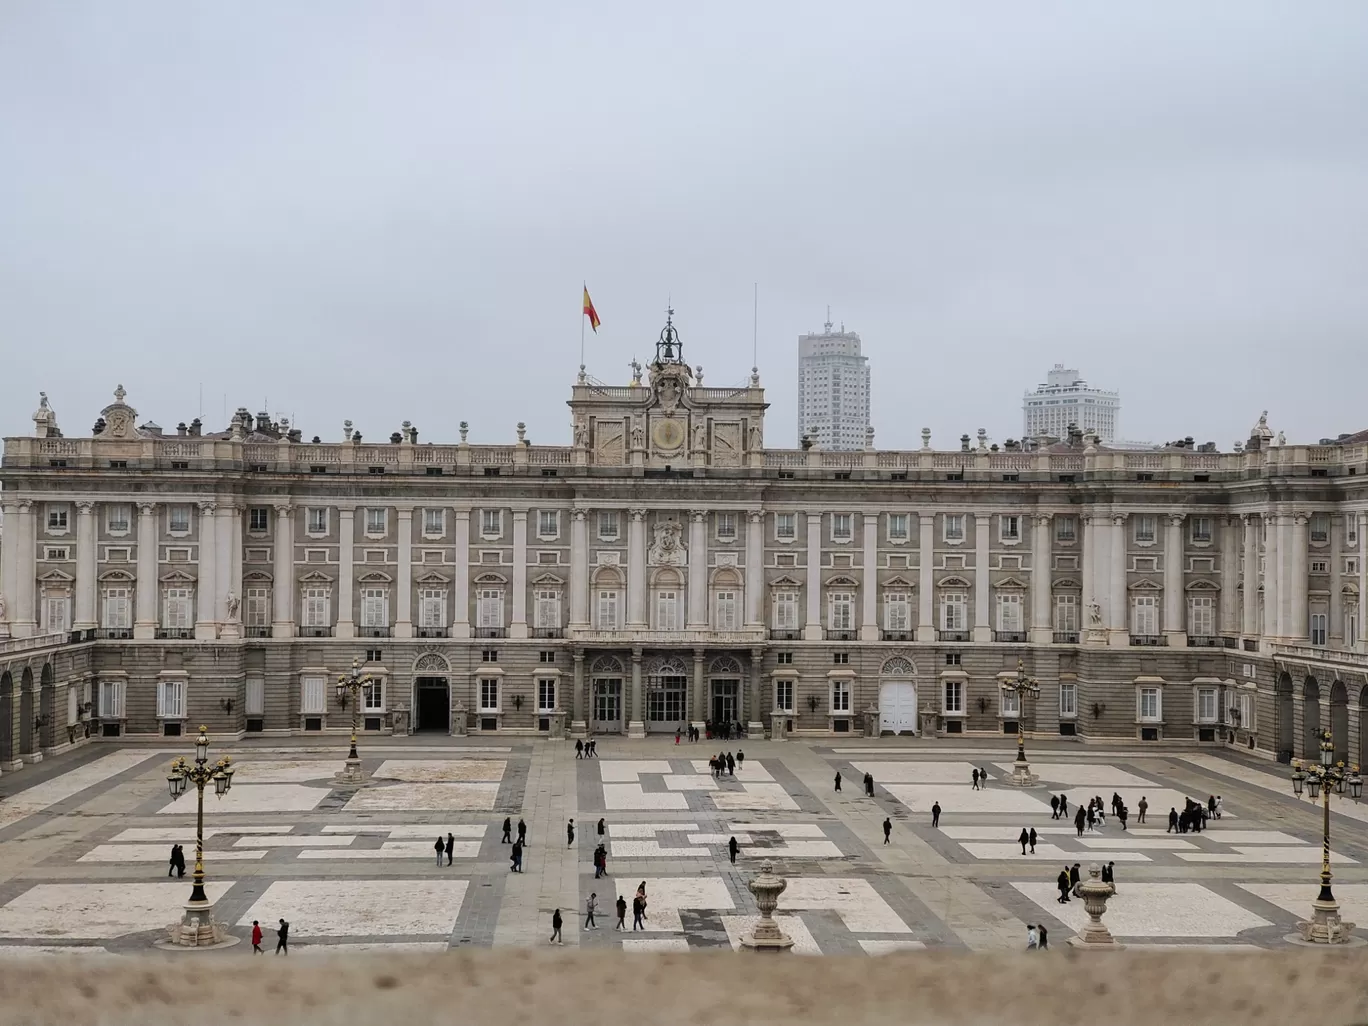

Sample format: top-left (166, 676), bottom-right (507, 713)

top-left (2, 949), bottom-right (1367, 1026)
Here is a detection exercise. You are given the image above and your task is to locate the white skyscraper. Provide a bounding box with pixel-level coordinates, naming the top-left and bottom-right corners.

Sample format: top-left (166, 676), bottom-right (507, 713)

top-left (1023, 364), bottom-right (1120, 443)
top-left (797, 317), bottom-right (870, 450)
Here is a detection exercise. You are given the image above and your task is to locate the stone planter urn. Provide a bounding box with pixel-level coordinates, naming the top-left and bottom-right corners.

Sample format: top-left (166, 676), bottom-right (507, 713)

top-left (1068, 863), bottom-right (1122, 948)
top-left (740, 860), bottom-right (794, 952)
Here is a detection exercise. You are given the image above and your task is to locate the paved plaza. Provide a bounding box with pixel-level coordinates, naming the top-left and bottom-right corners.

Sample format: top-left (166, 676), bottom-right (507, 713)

top-left (0, 736), bottom-right (1364, 957)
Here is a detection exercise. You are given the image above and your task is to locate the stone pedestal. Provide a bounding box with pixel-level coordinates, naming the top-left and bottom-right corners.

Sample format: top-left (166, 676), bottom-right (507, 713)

top-left (159, 900), bottom-right (240, 950)
top-left (1068, 864), bottom-right (1122, 948)
top-left (864, 706), bottom-right (881, 738)
top-left (747, 720), bottom-right (765, 739)
top-left (219, 621), bottom-right (242, 640)
top-left (627, 720), bottom-right (646, 739)
top-left (0, 622), bottom-right (10, 639)
top-left (919, 710), bottom-right (939, 737)
top-left (1006, 757), bottom-right (1040, 787)
top-left (570, 720), bottom-right (587, 739)
top-left (335, 758), bottom-right (365, 784)
top-left (740, 860), bottom-right (794, 953)
top-left (549, 709), bottom-right (567, 739)
top-left (452, 701), bottom-right (468, 737)
top-left (1296, 891), bottom-right (1357, 944)
top-left (390, 705), bottom-right (409, 737)
top-left (770, 712), bottom-right (788, 742)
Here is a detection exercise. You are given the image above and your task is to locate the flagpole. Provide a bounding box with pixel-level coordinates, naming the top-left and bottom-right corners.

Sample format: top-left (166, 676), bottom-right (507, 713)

top-left (579, 281), bottom-right (586, 379)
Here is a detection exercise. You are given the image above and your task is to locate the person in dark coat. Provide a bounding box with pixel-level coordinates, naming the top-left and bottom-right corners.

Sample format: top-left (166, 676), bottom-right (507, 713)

top-left (1018, 828), bottom-right (1030, 855)
top-left (931, 801), bottom-right (941, 828)
top-left (726, 753), bottom-right (735, 775)
top-left (567, 819), bottom-right (575, 847)
top-left (1050, 794), bottom-right (1060, 820)
top-left (1037, 924), bottom-right (1049, 950)
top-left (510, 840), bottom-right (523, 872)
top-left (1059, 795), bottom-right (1068, 818)
top-left (275, 918), bottom-right (289, 955)
top-left (1074, 806), bottom-right (1086, 837)
top-left (517, 818), bottom-right (528, 845)
top-left (1028, 827), bottom-right (1038, 854)
top-left (434, 836), bottom-right (445, 867)
top-left (1137, 796), bottom-right (1148, 824)
top-left (728, 836), bottom-right (739, 864)
top-left (597, 817), bottom-right (606, 838)
top-left (1086, 803), bottom-right (1097, 831)
top-left (575, 739), bottom-right (584, 759)
top-left (736, 750), bottom-right (745, 770)
top-left (615, 895), bottom-right (627, 930)
top-left (883, 818), bottom-right (892, 844)
top-left (1117, 804), bottom-right (1128, 831)
top-left (1168, 807), bottom-right (1179, 833)
top-left (834, 771), bottom-right (842, 792)
top-left (501, 817), bottom-right (513, 843)
top-left (1102, 861), bottom-right (1117, 893)
top-left (550, 909), bottom-right (563, 944)
top-left (1069, 863), bottom-right (1081, 894)
top-left (1056, 868), bottom-right (1071, 903)
top-left (864, 772), bottom-right (875, 797)
top-left (445, 832), bottom-right (454, 866)
top-left (972, 768), bottom-right (981, 790)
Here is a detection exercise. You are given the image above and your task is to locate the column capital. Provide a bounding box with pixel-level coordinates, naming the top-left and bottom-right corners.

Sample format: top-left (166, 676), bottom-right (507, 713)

top-left (509, 509), bottom-right (525, 522)
top-left (974, 512), bottom-right (993, 525)
top-left (690, 510), bottom-right (708, 523)
top-left (17, 499), bottom-right (34, 513)
top-left (1110, 513), bottom-right (1128, 527)
top-left (75, 501), bottom-right (97, 515)
top-left (1293, 511), bottom-right (1310, 526)
top-left (748, 509), bottom-right (765, 523)
top-left (919, 512), bottom-right (936, 525)
top-left (197, 500), bottom-right (217, 514)
top-left (862, 511), bottom-right (879, 524)
top-left (1034, 512), bottom-right (1052, 527)
top-left (1167, 513), bottom-right (1186, 527)
top-left (1240, 512), bottom-right (1254, 526)
top-left (339, 506), bottom-right (355, 518)
top-left (137, 501), bottom-right (158, 516)
top-left (572, 650), bottom-right (585, 665)
top-left (571, 509), bottom-right (588, 523)
top-left (629, 508), bottom-right (648, 521)
top-left (631, 647), bottom-right (643, 661)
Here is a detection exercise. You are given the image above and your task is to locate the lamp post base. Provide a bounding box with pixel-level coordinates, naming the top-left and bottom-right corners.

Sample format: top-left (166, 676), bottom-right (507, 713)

top-left (158, 900), bottom-right (241, 950)
top-left (1295, 896), bottom-right (1357, 945)
top-left (1006, 759), bottom-right (1040, 787)
top-left (335, 758), bottom-right (365, 784)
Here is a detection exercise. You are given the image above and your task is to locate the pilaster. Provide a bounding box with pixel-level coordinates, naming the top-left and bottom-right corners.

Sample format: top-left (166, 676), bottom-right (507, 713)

top-left (860, 512), bottom-right (879, 640)
top-left (13, 500), bottom-right (36, 636)
top-left (748, 647), bottom-right (764, 735)
top-left (1358, 512), bottom-right (1367, 654)
top-left (1028, 513), bottom-right (1053, 644)
top-left (0, 501), bottom-right (17, 637)
top-left (916, 513), bottom-right (935, 642)
top-left (628, 647), bottom-right (645, 738)
top-left (972, 513), bottom-right (991, 643)
top-left (453, 508), bottom-right (472, 638)
top-left (570, 650), bottom-right (586, 737)
top-left (271, 503), bottom-right (295, 638)
top-left (1289, 512), bottom-right (1309, 643)
top-left (745, 510), bottom-right (764, 627)
top-left (134, 502), bottom-right (158, 639)
top-left (336, 507), bottom-right (355, 639)
top-left (804, 511), bottom-right (823, 641)
top-left (74, 501), bottom-right (97, 630)
top-left (1241, 514), bottom-right (1259, 639)
top-left (692, 648), bottom-right (706, 730)
top-left (627, 509), bottom-right (647, 628)
top-left (396, 507), bottom-right (414, 638)
top-left (195, 501), bottom-right (218, 641)
top-left (1163, 513), bottom-right (1186, 647)
top-left (1107, 513), bottom-right (1128, 647)
top-left (687, 510), bottom-right (708, 628)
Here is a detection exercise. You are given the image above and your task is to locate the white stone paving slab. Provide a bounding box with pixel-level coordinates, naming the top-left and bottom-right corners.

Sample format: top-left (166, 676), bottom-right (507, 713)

top-left (663, 775), bottom-right (718, 790)
top-left (628, 878), bottom-right (735, 933)
top-left (860, 940), bottom-right (928, 955)
top-left (739, 840), bottom-right (842, 859)
top-left (1012, 882), bottom-right (1270, 938)
top-left (601, 784), bottom-right (688, 810)
top-left (233, 835), bottom-right (355, 848)
top-left (0, 945), bottom-right (117, 958)
top-left (156, 784), bottom-right (330, 814)
top-left (711, 784), bottom-right (799, 811)
top-left (993, 763), bottom-right (1158, 788)
top-left (343, 782), bottom-right (500, 812)
top-left (689, 760), bottom-right (774, 781)
top-left (781, 879), bottom-right (912, 933)
top-left (77, 845), bottom-right (267, 863)
top-left (371, 759), bottom-right (506, 783)
top-left (322, 824), bottom-right (487, 839)
top-left (294, 942), bottom-right (450, 955)
top-left (728, 823), bottom-right (826, 837)
top-left (1237, 883), bottom-right (1368, 925)
top-left (237, 880), bottom-right (468, 936)
top-left (884, 784), bottom-right (1052, 815)
top-left (109, 826), bottom-right (283, 843)
top-left (687, 833), bottom-right (755, 845)
top-left (224, 760), bottom-right (340, 784)
top-left (599, 761), bottom-right (673, 782)
top-left (609, 840), bottom-right (710, 858)
top-left (940, 826), bottom-right (1082, 839)
top-left (621, 938), bottom-right (691, 952)
top-left (851, 761), bottom-right (980, 784)
top-left (1177, 847), bottom-right (1355, 864)
top-left (608, 823), bottom-right (700, 838)
top-left (1190, 830), bottom-right (1303, 845)
top-left (0, 751), bottom-right (160, 831)
top-left (1077, 837), bottom-right (1198, 850)
top-left (722, 915), bottom-right (821, 954)
top-left (298, 841), bottom-right (478, 860)
top-left (960, 843), bottom-right (1152, 862)
top-left (0, 882), bottom-right (234, 940)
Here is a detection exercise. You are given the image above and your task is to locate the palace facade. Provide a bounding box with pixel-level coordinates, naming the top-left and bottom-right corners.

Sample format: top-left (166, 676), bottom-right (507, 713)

top-left (2, 322), bottom-right (1366, 770)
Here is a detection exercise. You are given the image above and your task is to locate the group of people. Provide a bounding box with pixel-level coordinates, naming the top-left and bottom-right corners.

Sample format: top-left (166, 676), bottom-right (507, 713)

top-left (573, 739), bottom-right (599, 758)
top-left (969, 767), bottom-right (991, 789)
top-left (1054, 861), bottom-right (1119, 904)
top-left (1025, 923), bottom-right (1050, 950)
top-left (249, 918), bottom-right (289, 954)
top-left (500, 816), bottom-right (529, 872)
top-left (165, 844), bottom-right (187, 878)
top-left (709, 751), bottom-right (743, 776)
top-left (1168, 795), bottom-right (1221, 833)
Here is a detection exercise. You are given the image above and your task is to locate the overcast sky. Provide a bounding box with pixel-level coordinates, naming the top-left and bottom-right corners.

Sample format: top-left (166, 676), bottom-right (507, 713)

top-left (3, 2), bottom-right (1367, 451)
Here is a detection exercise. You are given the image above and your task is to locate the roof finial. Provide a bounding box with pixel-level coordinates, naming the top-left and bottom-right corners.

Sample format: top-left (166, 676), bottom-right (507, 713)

top-left (114, 383), bottom-right (126, 403)
top-left (824, 305), bottom-right (832, 333)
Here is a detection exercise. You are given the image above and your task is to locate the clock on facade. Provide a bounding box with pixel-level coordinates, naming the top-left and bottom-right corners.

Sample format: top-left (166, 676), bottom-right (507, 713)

top-left (652, 419), bottom-right (684, 450)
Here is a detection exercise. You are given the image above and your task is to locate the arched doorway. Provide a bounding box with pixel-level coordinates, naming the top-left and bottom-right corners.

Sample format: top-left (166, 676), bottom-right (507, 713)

top-left (1330, 680), bottom-right (1349, 764)
top-left (644, 654), bottom-right (689, 733)
top-left (18, 667), bottom-right (34, 757)
top-left (878, 656), bottom-right (918, 735)
top-left (411, 653), bottom-right (451, 734)
top-left (589, 655), bottom-right (623, 734)
top-left (39, 663), bottom-right (55, 751)
top-left (1303, 676), bottom-right (1321, 759)
top-left (0, 671), bottom-right (13, 765)
top-left (707, 655), bottom-right (742, 730)
top-left (1276, 672), bottom-right (1295, 759)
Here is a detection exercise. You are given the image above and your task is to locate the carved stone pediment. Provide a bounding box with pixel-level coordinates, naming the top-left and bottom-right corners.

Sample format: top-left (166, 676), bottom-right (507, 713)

top-left (648, 521), bottom-right (687, 567)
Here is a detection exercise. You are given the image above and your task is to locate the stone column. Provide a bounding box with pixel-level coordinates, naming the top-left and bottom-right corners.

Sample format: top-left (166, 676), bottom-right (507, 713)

top-left (13, 500), bottom-right (37, 637)
top-left (972, 513), bottom-right (991, 643)
top-left (396, 507), bottom-right (414, 638)
top-left (214, 505), bottom-right (237, 623)
top-left (1359, 512), bottom-right (1368, 653)
top-left (568, 509), bottom-right (588, 630)
top-left (916, 513), bottom-right (935, 642)
top-left (454, 508), bottom-right (472, 638)
top-left (1081, 514), bottom-right (1097, 640)
top-left (628, 647), bottom-right (645, 738)
top-left (0, 500), bottom-right (17, 637)
top-left (74, 501), bottom-right (98, 631)
top-left (1108, 513), bottom-right (1128, 646)
top-left (195, 501), bottom-right (218, 641)
top-left (1241, 514), bottom-right (1259, 639)
top-left (627, 509), bottom-right (647, 628)
top-left (1164, 513), bottom-right (1186, 646)
top-left (804, 512), bottom-right (823, 641)
top-left (1263, 514), bottom-right (1279, 641)
top-left (1289, 512), bottom-right (1309, 643)
top-left (1219, 516), bottom-right (1240, 637)
top-left (336, 507), bottom-right (355, 639)
top-left (745, 510), bottom-right (764, 627)
top-left (1029, 513), bottom-right (1052, 644)
top-left (134, 502), bottom-right (158, 639)
top-left (692, 648), bottom-right (706, 731)
top-left (748, 647), bottom-right (764, 735)
top-left (860, 512), bottom-right (879, 641)
top-left (271, 504), bottom-right (294, 638)
top-left (688, 510), bottom-right (708, 628)
top-left (1330, 513), bottom-right (1343, 644)
top-left (570, 650), bottom-right (586, 737)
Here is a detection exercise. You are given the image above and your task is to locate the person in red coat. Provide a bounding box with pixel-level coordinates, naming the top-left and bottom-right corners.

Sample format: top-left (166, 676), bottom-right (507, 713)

top-left (251, 920), bottom-right (263, 954)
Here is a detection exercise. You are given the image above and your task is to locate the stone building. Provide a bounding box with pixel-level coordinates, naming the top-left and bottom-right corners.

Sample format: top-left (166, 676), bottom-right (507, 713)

top-left (1, 321), bottom-right (1366, 772)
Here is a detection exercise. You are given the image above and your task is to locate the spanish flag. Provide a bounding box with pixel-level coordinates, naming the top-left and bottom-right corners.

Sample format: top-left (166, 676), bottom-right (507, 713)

top-left (582, 286), bottom-right (601, 333)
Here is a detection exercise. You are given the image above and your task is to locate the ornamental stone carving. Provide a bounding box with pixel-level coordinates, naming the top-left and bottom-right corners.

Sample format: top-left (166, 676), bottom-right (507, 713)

top-left (648, 521), bottom-right (687, 567)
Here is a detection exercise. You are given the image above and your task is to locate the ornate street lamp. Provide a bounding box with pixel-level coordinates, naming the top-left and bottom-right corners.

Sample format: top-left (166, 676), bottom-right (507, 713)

top-left (1289, 729), bottom-right (1363, 943)
top-left (1001, 659), bottom-right (1041, 786)
top-left (165, 726), bottom-right (234, 946)
top-left (335, 657), bottom-right (373, 783)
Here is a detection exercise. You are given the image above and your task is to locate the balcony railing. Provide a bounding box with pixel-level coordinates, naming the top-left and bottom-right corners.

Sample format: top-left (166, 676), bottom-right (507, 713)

top-left (1129, 634), bottom-right (1167, 647)
top-left (939, 630), bottom-right (970, 642)
top-left (769, 629), bottom-right (800, 641)
top-left (829, 630), bottom-right (857, 642)
top-left (246, 625), bottom-right (271, 638)
top-left (476, 627), bottom-right (508, 639)
top-left (1053, 631), bottom-right (1079, 644)
top-left (532, 627), bottom-right (564, 639)
top-left (300, 626), bottom-right (333, 638)
top-left (1243, 638), bottom-right (1258, 652)
top-left (155, 628), bottom-right (194, 640)
top-left (993, 631), bottom-right (1027, 643)
top-left (94, 628), bottom-right (133, 640)
top-left (416, 627), bottom-right (450, 639)
top-left (67, 629), bottom-right (97, 645)
top-left (361, 627), bottom-right (392, 638)
top-left (880, 630), bottom-right (912, 642)
top-left (1187, 634), bottom-right (1222, 648)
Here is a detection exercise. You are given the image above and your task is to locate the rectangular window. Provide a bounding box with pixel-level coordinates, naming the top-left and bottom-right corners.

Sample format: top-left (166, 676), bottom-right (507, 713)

top-left (245, 587), bottom-right (270, 626)
top-left (1134, 515), bottom-right (1156, 543)
top-left (1190, 517), bottom-right (1213, 543)
top-left (102, 587), bottom-right (132, 629)
top-left (775, 513), bottom-right (796, 540)
top-left (44, 596), bottom-right (69, 633)
top-left (1139, 687), bottom-right (1161, 721)
top-left (943, 680), bottom-right (963, 714)
top-left (535, 590), bottom-right (560, 629)
top-left (99, 679), bottom-right (126, 719)
top-left (1132, 594), bottom-right (1159, 636)
top-left (714, 591), bottom-right (738, 630)
top-left (1348, 516), bottom-right (1359, 546)
top-left (163, 587), bottom-right (193, 629)
top-left (364, 508), bottom-right (387, 536)
top-left (361, 588), bottom-right (389, 628)
top-left (44, 546), bottom-right (69, 561)
top-left (300, 675), bottom-right (326, 715)
top-left (169, 505), bottom-right (191, 533)
top-left (829, 592), bottom-right (854, 630)
top-left (302, 588), bottom-right (331, 627)
top-left (597, 511), bottom-right (620, 541)
top-left (775, 679), bottom-right (795, 712)
top-left (248, 507), bottom-right (269, 532)
top-left (1055, 594), bottom-right (1079, 633)
top-left (888, 513), bottom-right (909, 541)
top-left (538, 510), bottom-right (559, 539)
top-left (307, 507), bottom-right (328, 535)
top-left (1059, 682), bottom-right (1077, 718)
top-left (538, 679), bottom-right (557, 713)
top-left (362, 679), bottom-right (384, 712)
top-left (1055, 516), bottom-right (1077, 543)
top-left (478, 589), bottom-right (503, 628)
top-left (1196, 687), bottom-right (1218, 723)
top-left (1000, 515), bottom-right (1021, 542)
top-left (157, 679), bottom-right (186, 719)
top-left (423, 508), bottom-right (445, 536)
top-left (996, 593), bottom-right (1023, 632)
top-left (716, 512), bottom-right (737, 540)
top-left (1345, 558), bottom-right (1359, 575)
top-left (1240, 691), bottom-right (1256, 732)
top-left (245, 677), bottom-right (265, 717)
top-left (481, 509), bottom-right (502, 538)
top-left (47, 505), bottom-right (69, 531)
top-left (944, 514), bottom-right (965, 542)
top-left (1310, 513), bottom-right (1329, 544)
top-left (773, 591), bottom-right (798, 630)
top-left (106, 505), bottom-right (131, 534)
top-left (596, 590), bottom-right (620, 629)
top-left (1347, 611), bottom-right (1359, 649)
top-left (479, 678), bottom-right (499, 712)
top-left (1310, 612), bottom-right (1328, 647)
top-left (1001, 689), bottom-right (1020, 717)
top-left (1188, 595), bottom-right (1215, 636)
top-left (941, 592), bottom-right (967, 631)
top-left (884, 592), bottom-right (910, 631)
top-left (655, 590), bottom-right (679, 630)
top-left (831, 680), bottom-right (851, 712)
top-left (832, 513), bottom-right (852, 541)
top-left (419, 589), bottom-right (446, 628)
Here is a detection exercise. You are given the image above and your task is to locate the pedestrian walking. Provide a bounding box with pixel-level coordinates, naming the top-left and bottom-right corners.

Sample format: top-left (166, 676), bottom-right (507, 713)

top-left (1167, 807), bottom-right (1179, 833)
top-left (1102, 861), bottom-right (1117, 893)
top-left (1049, 794), bottom-right (1060, 820)
top-left (972, 768), bottom-right (981, 790)
top-left (979, 767), bottom-right (988, 787)
top-left (864, 772), bottom-right (875, 797)
top-left (593, 843), bottom-right (606, 878)
top-left (167, 844), bottom-right (177, 878)
top-left (585, 893), bottom-right (598, 930)
top-left (251, 920), bottom-right (263, 954)
top-left (502, 817), bottom-right (513, 843)
top-left (510, 840), bottom-right (523, 872)
top-left (729, 836), bottom-right (739, 864)
top-left (518, 818), bottom-right (528, 845)
top-left (597, 817), bottom-right (606, 838)
top-left (550, 909), bottom-right (563, 944)
top-left (445, 832), bottom-right (454, 866)
top-left (1018, 828), bottom-right (1029, 855)
top-left (575, 739), bottom-right (584, 759)
top-left (587, 739), bottom-right (597, 757)
top-left (1215, 795), bottom-right (1224, 819)
top-left (1028, 827), bottom-right (1038, 854)
top-left (1117, 805), bottom-right (1128, 830)
top-left (834, 771), bottom-right (843, 792)
top-left (434, 836), bottom-right (445, 867)
top-left (736, 750), bottom-right (744, 770)
top-left (1026, 924), bottom-right (1039, 950)
top-left (675, 728), bottom-right (681, 745)
top-left (1069, 862), bottom-right (1081, 895)
top-left (1074, 806), bottom-right (1085, 837)
top-left (275, 918), bottom-right (289, 955)
top-left (1037, 925), bottom-right (1049, 950)
top-left (1059, 795), bottom-right (1067, 818)
top-left (1137, 796), bottom-right (1148, 824)
top-left (1056, 868), bottom-right (1071, 904)
top-left (567, 819), bottom-right (575, 847)
top-left (631, 895), bottom-right (645, 931)
top-left (1086, 804), bottom-right (1096, 832)
top-left (931, 801), bottom-right (941, 828)
top-left (615, 895), bottom-right (627, 930)
top-left (883, 817), bottom-right (892, 844)
top-left (726, 753), bottom-right (736, 776)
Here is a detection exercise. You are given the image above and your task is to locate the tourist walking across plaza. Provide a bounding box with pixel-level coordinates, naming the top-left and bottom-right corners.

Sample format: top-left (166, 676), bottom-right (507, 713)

top-left (883, 817), bottom-right (892, 844)
top-left (615, 895), bottom-right (627, 930)
top-left (502, 817), bottom-right (512, 843)
top-left (550, 908), bottom-right (563, 944)
top-left (584, 893), bottom-right (598, 930)
top-left (275, 918), bottom-right (289, 955)
top-left (445, 832), bottom-right (454, 865)
top-left (931, 801), bottom-right (941, 827)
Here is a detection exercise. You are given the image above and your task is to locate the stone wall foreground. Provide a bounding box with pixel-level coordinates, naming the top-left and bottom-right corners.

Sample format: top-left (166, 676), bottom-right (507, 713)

top-left (2, 949), bottom-right (1368, 1026)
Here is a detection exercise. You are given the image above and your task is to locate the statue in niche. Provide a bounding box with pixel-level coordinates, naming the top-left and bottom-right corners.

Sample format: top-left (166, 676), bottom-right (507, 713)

top-left (225, 591), bottom-right (241, 622)
top-left (630, 419), bottom-right (645, 450)
top-left (749, 420), bottom-right (763, 450)
top-left (1088, 602), bottom-right (1103, 627)
top-left (693, 421), bottom-right (707, 451)
top-left (648, 521), bottom-right (687, 567)
top-left (573, 420), bottom-right (587, 448)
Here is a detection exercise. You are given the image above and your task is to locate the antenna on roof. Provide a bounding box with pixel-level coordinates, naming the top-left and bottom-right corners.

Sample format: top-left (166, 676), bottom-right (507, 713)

top-left (824, 305), bottom-right (833, 333)
top-left (752, 282), bottom-right (758, 369)
top-left (198, 383), bottom-right (203, 420)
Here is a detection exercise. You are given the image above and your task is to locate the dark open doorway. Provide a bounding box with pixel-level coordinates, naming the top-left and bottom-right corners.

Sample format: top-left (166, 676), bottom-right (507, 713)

top-left (415, 677), bottom-right (449, 733)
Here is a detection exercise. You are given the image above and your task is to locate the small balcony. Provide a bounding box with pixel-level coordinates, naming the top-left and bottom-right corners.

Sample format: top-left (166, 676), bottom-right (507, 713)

top-left (245, 625), bottom-right (271, 638)
top-left (1052, 631), bottom-right (1079, 644)
top-left (939, 630), bottom-right (970, 642)
top-left (94, 628), bottom-right (133, 640)
top-left (769, 629), bottom-right (800, 641)
top-left (361, 627), bottom-right (392, 638)
top-left (1187, 634), bottom-right (1222, 648)
top-left (993, 631), bottom-right (1027, 643)
top-left (476, 627), bottom-right (508, 639)
top-left (300, 626), bottom-right (333, 638)
top-left (829, 630), bottom-right (857, 642)
top-left (1222, 636), bottom-right (1239, 649)
top-left (417, 627), bottom-right (450, 639)
top-left (1242, 638), bottom-right (1258, 652)
top-left (1129, 634), bottom-right (1167, 647)
top-left (155, 628), bottom-right (194, 640)
top-left (66, 629), bottom-right (97, 644)
top-left (880, 630), bottom-right (912, 642)
top-left (532, 627), bottom-right (564, 639)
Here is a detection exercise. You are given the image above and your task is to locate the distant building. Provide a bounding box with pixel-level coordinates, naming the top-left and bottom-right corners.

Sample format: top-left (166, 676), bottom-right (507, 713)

top-left (1023, 364), bottom-right (1120, 443)
top-left (797, 318), bottom-right (870, 450)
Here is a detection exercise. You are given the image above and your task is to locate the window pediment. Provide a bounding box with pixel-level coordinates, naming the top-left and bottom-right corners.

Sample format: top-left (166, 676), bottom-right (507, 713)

top-left (1128, 578), bottom-right (1162, 591)
top-left (937, 575), bottom-right (971, 589)
top-left (995, 576), bottom-right (1028, 590)
top-left (531, 572), bottom-right (565, 586)
top-left (1052, 578), bottom-right (1081, 590)
top-left (243, 570), bottom-right (273, 583)
top-left (37, 568), bottom-right (74, 584)
top-left (474, 572), bottom-right (508, 585)
top-left (769, 575), bottom-right (802, 589)
top-left (97, 568), bottom-right (135, 582)
top-left (298, 570), bottom-right (335, 584)
top-left (159, 569), bottom-right (196, 584)
top-left (825, 575), bottom-right (859, 588)
top-left (358, 571), bottom-right (393, 584)
top-left (882, 576), bottom-right (915, 589)
top-left (1184, 579), bottom-right (1219, 591)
